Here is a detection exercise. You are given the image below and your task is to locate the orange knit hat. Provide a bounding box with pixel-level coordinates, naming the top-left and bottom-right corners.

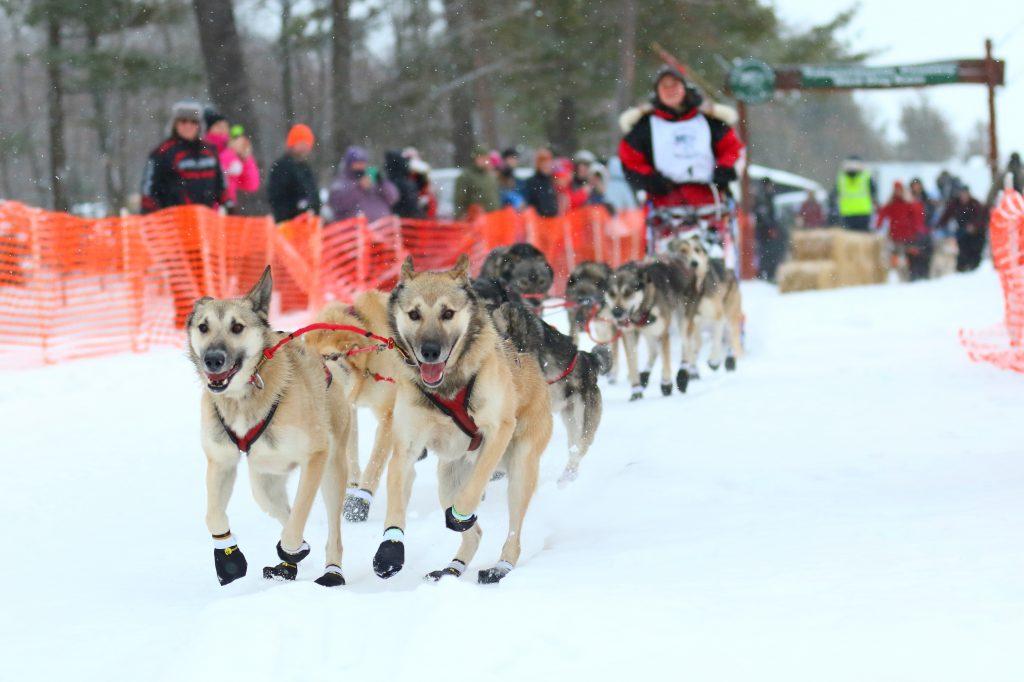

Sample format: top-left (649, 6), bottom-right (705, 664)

top-left (286, 124), bottom-right (315, 149)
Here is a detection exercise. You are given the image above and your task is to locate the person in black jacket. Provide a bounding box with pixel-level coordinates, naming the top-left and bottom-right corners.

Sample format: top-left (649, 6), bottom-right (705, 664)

top-left (267, 124), bottom-right (322, 223)
top-left (141, 101), bottom-right (225, 214)
top-left (384, 150), bottom-right (423, 218)
top-left (523, 147), bottom-right (559, 217)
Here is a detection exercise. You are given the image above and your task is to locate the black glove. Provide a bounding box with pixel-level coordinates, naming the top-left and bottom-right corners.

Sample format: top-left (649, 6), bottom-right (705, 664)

top-left (713, 166), bottom-right (737, 188)
top-left (214, 545), bottom-right (247, 586)
top-left (647, 172), bottom-right (676, 196)
top-left (445, 506), bottom-right (477, 532)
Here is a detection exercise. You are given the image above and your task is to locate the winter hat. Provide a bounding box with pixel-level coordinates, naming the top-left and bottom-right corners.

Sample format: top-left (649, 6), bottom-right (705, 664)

top-left (573, 149), bottom-right (597, 165)
top-left (204, 108), bottom-right (227, 131)
top-left (653, 64), bottom-right (687, 88)
top-left (471, 145), bottom-right (490, 159)
top-left (501, 147), bottom-right (520, 160)
top-left (168, 100), bottom-right (203, 136)
top-left (286, 124), bottom-right (315, 149)
top-left (344, 145), bottom-right (369, 168)
top-left (553, 158), bottom-right (573, 178)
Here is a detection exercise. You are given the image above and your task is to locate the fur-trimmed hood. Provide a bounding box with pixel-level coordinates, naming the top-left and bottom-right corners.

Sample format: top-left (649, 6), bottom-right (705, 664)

top-left (618, 100), bottom-right (739, 134)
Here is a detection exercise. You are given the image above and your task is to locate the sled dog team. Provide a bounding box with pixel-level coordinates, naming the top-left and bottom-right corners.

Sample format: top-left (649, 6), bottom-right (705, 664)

top-left (188, 238), bottom-right (743, 587)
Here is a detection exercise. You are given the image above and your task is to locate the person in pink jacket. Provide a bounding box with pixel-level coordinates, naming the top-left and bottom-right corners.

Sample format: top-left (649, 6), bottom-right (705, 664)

top-left (204, 110), bottom-right (260, 212)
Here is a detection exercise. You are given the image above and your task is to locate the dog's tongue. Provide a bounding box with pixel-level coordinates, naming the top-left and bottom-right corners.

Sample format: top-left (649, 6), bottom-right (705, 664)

top-left (419, 362), bottom-right (445, 385)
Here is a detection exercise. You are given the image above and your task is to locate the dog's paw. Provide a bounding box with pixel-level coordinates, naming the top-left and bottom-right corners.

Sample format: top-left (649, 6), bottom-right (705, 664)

top-left (708, 360), bottom-right (721, 372)
top-left (489, 470), bottom-right (506, 482)
top-left (639, 370), bottom-right (650, 388)
top-left (277, 540), bottom-right (310, 564)
top-left (725, 356), bottom-right (737, 372)
top-left (676, 368), bottom-right (689, 393)
top-left (607, 376), bottom-right (618, 385)
top-left (445, 506), bottom-right (477, 532)
top-left (478, 560), bottom-right (514, 585)
top-left (660, 381), bottom-right (672, 396)
top-left (425, 560), bottom-right (465, 582)
top-left (314, 565), bottom-right (346, 587)
top-left (629, 386), bottom-right (644, 401)
top-left (374, 528), bottom-right (405, 578)
top-left (344, 489), bottom-right (372, 522)
top-left (557, 466), bottom-right (579, 488)
top-left (688, 366), bottom-right (701, 379)
top-left (263, 561), bottom-right (298, 581)
top-left (214, 545), bottom-right (247, 586)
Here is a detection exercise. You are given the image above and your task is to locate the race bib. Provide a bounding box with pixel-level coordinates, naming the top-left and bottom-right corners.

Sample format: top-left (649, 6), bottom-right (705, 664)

top-left (650, 114), bottom-right (715, 184)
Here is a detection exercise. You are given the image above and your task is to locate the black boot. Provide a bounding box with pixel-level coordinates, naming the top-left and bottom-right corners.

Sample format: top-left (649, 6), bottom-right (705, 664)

top-left (478, 560), bottom-right (514, 584)
top-left (344, 489), bottom-right (372, 522)
top-left (263, 540), bottom-right (310, 581)
top-left (214, 545), bottom-right (247, 586)
top-left (374, 527), bottom-right (405, 578)
top-left (639, 370), bottom-right (650, 388)
top-left (676, 368), bottom-right (689, 393)
top-left (425, 559), bottom-right (466, 582)
top-left (660, 382), bottom-right (672, 396)
top-left (314, 565), bottom-right (346, 587)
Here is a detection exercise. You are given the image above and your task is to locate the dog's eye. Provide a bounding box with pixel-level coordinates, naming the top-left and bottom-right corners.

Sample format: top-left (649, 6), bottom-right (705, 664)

top-left (197, 322), bottom-right (209, 334)
top-left (408, 309), bottom-right (421, 321)
top-left (230, 321), bottom-right (244, 334)
top-left (441, 308), bottom-right (455, 321)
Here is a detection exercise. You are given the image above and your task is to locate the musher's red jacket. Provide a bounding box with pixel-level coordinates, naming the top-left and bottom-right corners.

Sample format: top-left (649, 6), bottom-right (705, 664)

top-left (618, 100), bottom-right (744, 207)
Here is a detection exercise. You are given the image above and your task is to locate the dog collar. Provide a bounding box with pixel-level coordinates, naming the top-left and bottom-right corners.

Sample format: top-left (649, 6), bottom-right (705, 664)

top-left (420, 375), bottom-right (482, 452)
top-left (547, 352), bottom-right (579, 384)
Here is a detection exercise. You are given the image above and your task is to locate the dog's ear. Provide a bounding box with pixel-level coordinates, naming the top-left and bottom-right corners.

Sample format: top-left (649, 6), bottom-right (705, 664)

top-left (400, 255), bottom-right (417, 282)
top-left (246, 266), bottom-right (273, 318)
top-left (186, 296), bottom-right (213, 328)
top-left (450, 253), bottom-right (471, 281)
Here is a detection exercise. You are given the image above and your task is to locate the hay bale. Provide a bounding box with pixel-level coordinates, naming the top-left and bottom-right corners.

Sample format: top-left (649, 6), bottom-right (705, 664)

top-left (777, 260), bottom-right (838, 293)
top-left (833, 230), bottom-right (888, 286)
top-left (790, 228), bottom-right (838, 261)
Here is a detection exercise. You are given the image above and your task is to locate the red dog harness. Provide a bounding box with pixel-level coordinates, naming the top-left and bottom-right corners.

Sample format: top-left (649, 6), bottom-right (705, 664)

top-left (215, 401), bottom-right (280, 455)
top-left (420, 375), bottom-right (483, 452)
top-left (547, 352), bottom-right (579, 384)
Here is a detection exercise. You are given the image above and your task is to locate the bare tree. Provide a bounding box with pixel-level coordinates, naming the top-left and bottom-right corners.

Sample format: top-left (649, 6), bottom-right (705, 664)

top-left (442, 0), bottom-right (476, 165)
top-left (45, 15), bottom-right (69, 212)
top-left (330, 0), bottom-right (351, 161)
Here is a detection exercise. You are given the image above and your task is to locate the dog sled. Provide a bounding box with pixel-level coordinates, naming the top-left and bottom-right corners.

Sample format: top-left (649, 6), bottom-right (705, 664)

top-left (645, 185), bottom-right (739, 275)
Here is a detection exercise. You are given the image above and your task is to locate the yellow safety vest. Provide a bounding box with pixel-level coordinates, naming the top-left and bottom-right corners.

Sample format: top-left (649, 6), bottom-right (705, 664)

top-left (837, 171), bottom-right (873, 217)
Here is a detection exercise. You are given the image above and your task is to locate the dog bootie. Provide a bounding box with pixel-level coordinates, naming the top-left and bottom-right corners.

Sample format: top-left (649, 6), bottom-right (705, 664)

top-left (629, 385), bottom-right (644, 401)
top-left (489, 470), bottom-right (506, 482)
top-left (478, 560), bottom-right (514, 584)
top-left (417, 448), bottom-right (428, 462)
top-left (445, 506), bottom-right (477, 532)
top-left (660, 381), bottom-right (672, 396)
top-left (708, 360), bottom-right (721, 372)
top-left (374, 527), bottom-right (405, 579)
top-left (725, 355), bottom-right (737, 372)
top-left (344, 488), bottom-right (373, 522)
top-left (425, 559), bottom-right (466, 582)
top-left (314, 564), bottom-right (346, 587)
top-left (676, 368), bottom-right (689, 393)
top-left (263, 540), bottom-right (310, 581)
top-left (214, 542), bottom-right (247, 586)
top-left (639, 370), bottom-right (650, 388)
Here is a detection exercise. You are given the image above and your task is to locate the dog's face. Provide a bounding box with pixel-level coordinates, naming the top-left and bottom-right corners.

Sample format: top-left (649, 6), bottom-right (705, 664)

top-left (187, 266), bottom-right (272, 396)
top-left (390, 254), bottom-right (479, 389)
top-left (672, 237), bottom-right (709, 282)
top-left (606, 263), bottom-right (646, 325)
top-left (566, 263), bottom-right (610, 308)
top-left (507, 258), bottom-right (553, 298)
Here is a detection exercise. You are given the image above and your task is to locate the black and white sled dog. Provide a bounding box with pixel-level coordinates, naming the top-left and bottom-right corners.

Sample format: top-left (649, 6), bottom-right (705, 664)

top-left (478, 243), bottom-right (554, 311)
top-left (605, 257), bottom-right (694, 400)
top-left (490, 299), bottom-right (611, 485)
top-left (564, 261), bottom-right (613, 345)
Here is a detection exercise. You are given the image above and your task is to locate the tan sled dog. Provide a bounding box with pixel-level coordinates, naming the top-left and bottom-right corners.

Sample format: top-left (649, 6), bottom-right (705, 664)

top-left (672, 238), bottom-right (744, 378)
top-left (372, 254), bottom-right (553, 584)
top-left (306, 291), bottom-right (402, 523)
top-left (188, 266), bottom-right (351, 587)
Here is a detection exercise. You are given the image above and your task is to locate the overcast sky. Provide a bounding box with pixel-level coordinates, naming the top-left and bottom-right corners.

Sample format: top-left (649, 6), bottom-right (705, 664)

top-left (772, 0), bottom-right (1024, 162)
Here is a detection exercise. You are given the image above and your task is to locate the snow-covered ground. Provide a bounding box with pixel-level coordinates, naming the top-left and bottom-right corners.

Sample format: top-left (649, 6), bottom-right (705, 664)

top-left (1, 267), bottom-right (1020, 682)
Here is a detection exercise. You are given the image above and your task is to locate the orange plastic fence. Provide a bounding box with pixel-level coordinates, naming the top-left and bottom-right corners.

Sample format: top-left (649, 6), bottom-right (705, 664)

top-left (0, 202), bottom-right (645, 368)
top-left (959, 188), bottom-right (1024, 372)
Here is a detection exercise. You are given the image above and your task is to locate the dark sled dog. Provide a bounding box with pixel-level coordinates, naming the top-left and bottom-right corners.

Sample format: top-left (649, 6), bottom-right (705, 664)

top-left (478, 242), bottom-right (554, 309)
top-left (491, 300), bottom-right (610, 485)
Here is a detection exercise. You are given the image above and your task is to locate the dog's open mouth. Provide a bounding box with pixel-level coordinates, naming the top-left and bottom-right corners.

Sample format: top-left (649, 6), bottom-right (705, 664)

top-left (419, 361), bottom-right (446, 387)
top-left (205, 360), bottom-right (242, 393)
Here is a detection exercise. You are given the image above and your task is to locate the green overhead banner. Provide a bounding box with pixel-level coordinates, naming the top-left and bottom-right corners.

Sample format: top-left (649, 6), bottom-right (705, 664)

top-left (799, 62), bottom-right (960, 88)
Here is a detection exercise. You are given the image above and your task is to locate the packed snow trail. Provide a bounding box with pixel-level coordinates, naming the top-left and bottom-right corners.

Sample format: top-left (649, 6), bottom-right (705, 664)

top-left (0, 267), bottom-right (1020, 682)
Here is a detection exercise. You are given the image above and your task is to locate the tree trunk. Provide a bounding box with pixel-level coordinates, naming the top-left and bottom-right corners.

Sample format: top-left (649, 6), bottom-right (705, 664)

top-left (469, 0), bottom-right (498, 149)
top-left (614, 0), bottom-right (637, 120)
top-left (45, 17), bottom-right (69, 212)
top-left (330, 0), bottom-right (352, 163)
top-left (442, 0), bottom-right (476, 166)
top-left (550, 96), bottom-right (577, 157)
top-left (12, 21), bottom-right (47, 206)
top-left (86, 27), bottom-right (120, 210)
top-left (280, 0), bottom-right (296, 126)
top-left (191, 0), bottom-right (261, 148)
